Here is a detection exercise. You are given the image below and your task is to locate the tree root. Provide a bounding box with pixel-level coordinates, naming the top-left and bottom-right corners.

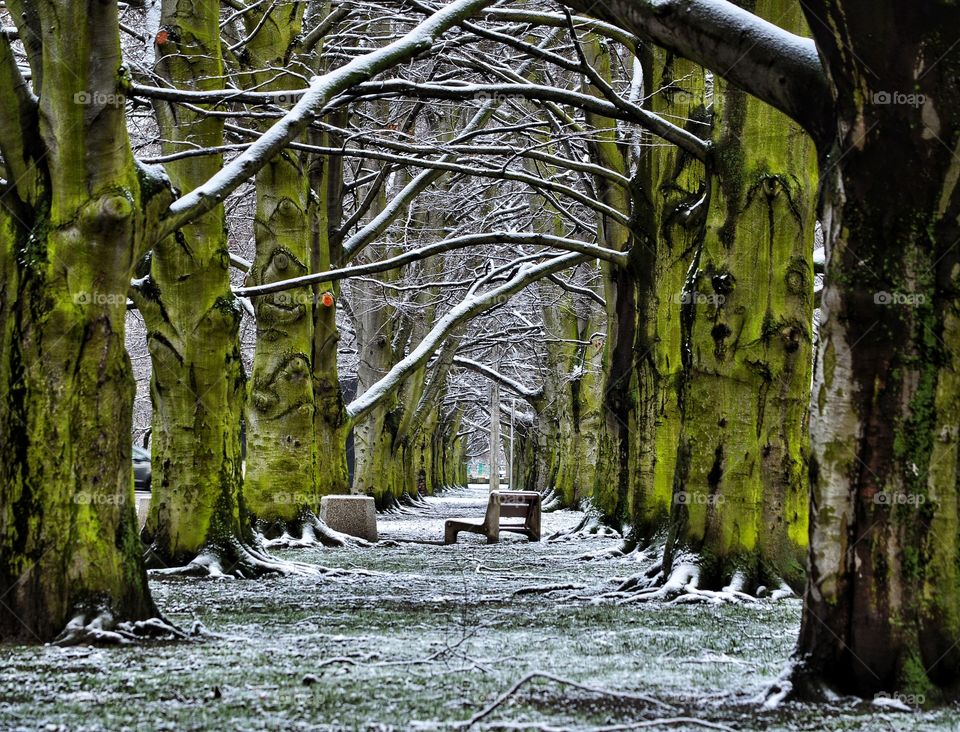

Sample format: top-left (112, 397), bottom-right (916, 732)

top-left (455, 671), bottom-right (687, 729)
top-left (541, 489), bottom-right (562, 512)
top-left (54, 610), bottom-right (188, 647)
top-left (258, 514), bottom-right (372, 549)
top-left (546, 508), bottom-right (621, 543)
top-left (584, 551), bottom-right (796, 605)
top-left (147, 536), bottom-right (327, 578)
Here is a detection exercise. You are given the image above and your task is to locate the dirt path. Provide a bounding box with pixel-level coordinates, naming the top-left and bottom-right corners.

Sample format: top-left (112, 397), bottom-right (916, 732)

top-left (0, 485), bottom-right (955, 730)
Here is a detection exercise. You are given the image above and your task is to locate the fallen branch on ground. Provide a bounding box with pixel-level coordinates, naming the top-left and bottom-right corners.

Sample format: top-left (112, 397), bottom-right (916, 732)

top-left (456, 671), bottom-right (675, 728)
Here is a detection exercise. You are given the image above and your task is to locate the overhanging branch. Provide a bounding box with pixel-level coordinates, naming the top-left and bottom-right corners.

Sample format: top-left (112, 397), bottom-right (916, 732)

top-left (561, 0), bottom-right (832, 144)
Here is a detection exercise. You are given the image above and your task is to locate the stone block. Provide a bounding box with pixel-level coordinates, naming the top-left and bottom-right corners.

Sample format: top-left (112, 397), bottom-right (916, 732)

top-left (320, 495), bottom-right (378, 542)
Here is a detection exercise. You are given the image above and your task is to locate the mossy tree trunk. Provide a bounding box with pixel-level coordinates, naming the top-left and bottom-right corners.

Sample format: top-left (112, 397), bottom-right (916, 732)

top-left (351, 236), bottom-right (405, 507)
top-left (0, 0), bottom-right (164, 640)
top-left (240, 1), bottom-right (351, 538)
top-left (660, 0), bottom-right (815, 592)
top-left (592, 50), bottom-right (709, 540)
top-left (138, 0), bottom-right (251, 571)
top-left (309, 113), bottom-right (351, 499)
top-left (639, 53), bottom-right (711, 540)
top-left (791, 0), bottom-right (960, 700)
top-left (541, 286), bottom-right (604, 507)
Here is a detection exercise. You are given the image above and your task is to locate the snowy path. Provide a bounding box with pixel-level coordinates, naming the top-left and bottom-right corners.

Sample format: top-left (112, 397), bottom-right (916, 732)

top-left (375, 483), bottom-right (582, 543)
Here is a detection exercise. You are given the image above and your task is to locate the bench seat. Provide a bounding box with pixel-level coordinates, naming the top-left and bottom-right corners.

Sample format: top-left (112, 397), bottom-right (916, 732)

top-left (444, 491), bottom-right (541, 544)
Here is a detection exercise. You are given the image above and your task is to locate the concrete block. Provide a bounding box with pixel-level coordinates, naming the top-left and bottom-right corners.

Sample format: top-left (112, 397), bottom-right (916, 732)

top-left (320, 495), bottom-right (378, 542)
top-left (135, 491), bottom-right (151, 530)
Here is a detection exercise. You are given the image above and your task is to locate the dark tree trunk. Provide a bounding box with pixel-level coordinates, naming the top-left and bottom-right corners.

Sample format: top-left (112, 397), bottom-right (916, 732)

top-left (792, 0), bottom-right (960, 700)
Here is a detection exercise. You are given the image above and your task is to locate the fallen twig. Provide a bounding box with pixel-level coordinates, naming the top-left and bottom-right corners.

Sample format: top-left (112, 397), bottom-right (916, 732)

top-left (456, 671), bottom-right (675, 728)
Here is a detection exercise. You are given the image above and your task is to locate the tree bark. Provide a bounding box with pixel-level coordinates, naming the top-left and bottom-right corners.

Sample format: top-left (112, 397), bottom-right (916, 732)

top-left (663, 0), bottom-right (816, 591)
top-left (139, 0), bottom-right (250, 570)
top-left (240, 0), bottom-right (351, 537)
top-left (792, 0), bottom-right (960, 700)
top-left (0, 0), bottom-right (161, 641)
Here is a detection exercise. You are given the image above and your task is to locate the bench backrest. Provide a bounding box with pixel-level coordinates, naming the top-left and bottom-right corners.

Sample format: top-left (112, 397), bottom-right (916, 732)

top-left (489, 491), bottom-right (540, 521)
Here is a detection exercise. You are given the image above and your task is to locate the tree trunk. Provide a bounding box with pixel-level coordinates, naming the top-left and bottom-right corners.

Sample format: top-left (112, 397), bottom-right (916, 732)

top-left (792, 0), bottom-right (960, 700)
top-left (139, 0), bottom-right (251, 572)
top-left (662, 0), bottom-right (815, 591)
top-left (604, 51), bottom-right (709, 541)
top-left (310, 120), bottom-right (351, 500)
top-left (240, 1), bottom-right (350, 537)
top-left (0, 0), bottom-right (161, 641)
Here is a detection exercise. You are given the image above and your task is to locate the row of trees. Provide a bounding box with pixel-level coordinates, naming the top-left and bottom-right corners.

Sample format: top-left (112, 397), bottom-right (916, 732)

top-left (0, 0), bottom-right (958, 705)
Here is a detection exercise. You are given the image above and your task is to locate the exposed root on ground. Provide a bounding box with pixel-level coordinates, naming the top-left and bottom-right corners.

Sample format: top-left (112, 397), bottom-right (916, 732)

top-left (381, 494), bottom-right (426, 515)
top-left (540, 489), bottom-right (561, 512)
top-left (54, 610), bottom-right (187, 647)
top-left (399, 492), bottom-right (430, 508)
top-left (546, 506), bottom-right (621, 543)
top-left (453, 671), bottom-right (743, 731)
top-left (580, 549), bottom-right (796, 605)
top-left (146, 536), bottom-right (331, 578)
top-left (512, 583), bottom-right (586, 596)
top-left (257, 514), bottom-right (372, 549)
top-left (760, 659), bottom-right (850, 708)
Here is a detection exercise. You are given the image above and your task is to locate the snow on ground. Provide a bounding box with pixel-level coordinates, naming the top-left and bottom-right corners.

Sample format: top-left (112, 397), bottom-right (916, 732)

top-left (1, 485), bottom-right (957, 731)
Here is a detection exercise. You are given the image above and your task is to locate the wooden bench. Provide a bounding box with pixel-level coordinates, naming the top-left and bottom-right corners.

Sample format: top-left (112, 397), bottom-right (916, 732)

top-left (444, 491), bottom-right (542, 545)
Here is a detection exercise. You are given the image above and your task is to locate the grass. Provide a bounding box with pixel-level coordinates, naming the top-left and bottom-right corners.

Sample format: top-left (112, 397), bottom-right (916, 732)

top-left (1, 487), bottom-right (958, 731)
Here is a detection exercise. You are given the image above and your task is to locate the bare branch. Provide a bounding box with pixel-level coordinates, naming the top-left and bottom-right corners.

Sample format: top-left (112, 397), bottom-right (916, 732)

top-left (346, 252), bottom-right (589, 425)
top-left (452, 356), bottom-right (543, 402)
top-left (158, 0), bottom-right (497, 238)
top-left (232, 231), bottom-right (629, 300)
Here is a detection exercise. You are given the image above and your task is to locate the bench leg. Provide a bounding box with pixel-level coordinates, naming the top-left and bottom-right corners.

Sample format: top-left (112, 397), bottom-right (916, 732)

top-left (444, 523), bottom-right (459, 545)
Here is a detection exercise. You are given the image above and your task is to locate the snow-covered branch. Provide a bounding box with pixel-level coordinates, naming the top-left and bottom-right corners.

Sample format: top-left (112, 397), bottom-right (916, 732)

top-left (560, 0), bottom-right (832, 142)
top-left (232, 232), bottom-right (628, 299)
top-left (158, 0), bottom-right (496, 238)
top-left (452, 356), bottom-right (544, 402)
top-left (346, 251), bottom-right (589, 424)
top-left (350, 80), bottom-right (710, 160)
